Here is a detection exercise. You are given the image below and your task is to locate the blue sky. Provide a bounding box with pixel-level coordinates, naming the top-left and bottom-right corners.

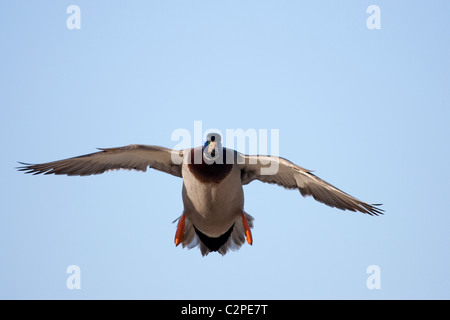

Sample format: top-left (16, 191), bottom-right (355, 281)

top-left (1, 1), bottom-right (449, 299)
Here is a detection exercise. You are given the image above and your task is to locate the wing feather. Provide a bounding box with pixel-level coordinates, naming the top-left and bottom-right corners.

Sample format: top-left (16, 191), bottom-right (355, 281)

top-left (17, 145), bottom-right (183, 178)
top-left (239, 154), bottom-right (383, 216)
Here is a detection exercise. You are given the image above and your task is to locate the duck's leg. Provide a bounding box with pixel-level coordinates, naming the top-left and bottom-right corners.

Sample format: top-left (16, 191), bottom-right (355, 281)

top-left (241, 212), bottom-right (253, 245)
top-left (174, 213), bottom-right (186, 246)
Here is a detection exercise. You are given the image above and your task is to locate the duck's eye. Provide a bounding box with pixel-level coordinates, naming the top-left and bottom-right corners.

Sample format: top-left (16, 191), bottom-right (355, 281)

top-left (210, 135), bottom-right (215, 142)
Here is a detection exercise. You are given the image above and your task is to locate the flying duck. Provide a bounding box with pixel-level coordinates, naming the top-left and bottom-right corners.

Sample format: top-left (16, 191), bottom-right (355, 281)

top-left (18, 133), bottom-right (383, 256)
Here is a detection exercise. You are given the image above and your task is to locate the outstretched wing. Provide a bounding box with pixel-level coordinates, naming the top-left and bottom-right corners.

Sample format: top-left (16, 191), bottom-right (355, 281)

top-left (239, 154), bottom-right (383, 216)
top-left (17, 145), bottom-right (184, 178)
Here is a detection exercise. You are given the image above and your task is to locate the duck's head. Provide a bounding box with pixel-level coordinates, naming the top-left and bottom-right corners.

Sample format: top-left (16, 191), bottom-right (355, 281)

top-left (203, 132), bottom-right (222, 161)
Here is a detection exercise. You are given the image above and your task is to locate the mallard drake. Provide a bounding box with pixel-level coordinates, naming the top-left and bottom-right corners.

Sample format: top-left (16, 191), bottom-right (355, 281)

top-left (18, 133), bottom-right (383, 256)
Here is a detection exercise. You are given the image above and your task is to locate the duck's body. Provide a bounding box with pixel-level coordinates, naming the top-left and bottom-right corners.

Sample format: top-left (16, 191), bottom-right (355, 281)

top-left (18, 133), bottom-right (383, 256)
top-left (183, 148), bottom-right (243, 237)
top-left (180, 147), bottom-right (252, 255)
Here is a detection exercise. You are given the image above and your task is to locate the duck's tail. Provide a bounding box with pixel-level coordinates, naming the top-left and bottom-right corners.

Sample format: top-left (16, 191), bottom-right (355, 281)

top-left (173, 212), bottom-right (254, 256)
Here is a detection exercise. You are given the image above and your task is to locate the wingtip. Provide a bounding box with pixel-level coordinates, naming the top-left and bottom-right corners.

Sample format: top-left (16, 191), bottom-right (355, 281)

top-left (369, 203), bottom-right (385, 216)
top-left (16, 162), bottom-right (33, 172)
top-left (17, 161), bottom-right (32, 166)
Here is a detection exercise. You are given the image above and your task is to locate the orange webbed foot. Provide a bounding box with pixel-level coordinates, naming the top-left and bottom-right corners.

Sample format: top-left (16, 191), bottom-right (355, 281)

top-left (241, 213), bottom-right (253, 245)
top-left (174, 214), bottom-right (186, 246)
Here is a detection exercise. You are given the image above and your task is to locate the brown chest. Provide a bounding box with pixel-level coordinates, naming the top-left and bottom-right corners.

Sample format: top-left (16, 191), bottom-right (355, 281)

top-left (187, 149), bottom-right (233, 184)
